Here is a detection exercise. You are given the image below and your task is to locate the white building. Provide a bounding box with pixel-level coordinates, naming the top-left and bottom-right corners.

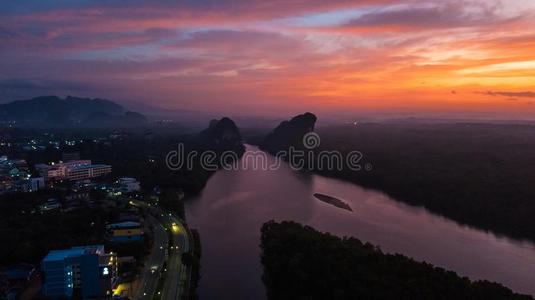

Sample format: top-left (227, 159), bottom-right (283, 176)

top-left (36, 160), bottom-right (112, 181)
top-left (117, 177), bottom-right (140, 193)
top-left (67, 164), bottom-right (112, 181)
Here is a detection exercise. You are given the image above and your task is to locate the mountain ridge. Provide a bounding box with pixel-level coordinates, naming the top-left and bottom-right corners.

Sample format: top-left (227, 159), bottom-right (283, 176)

top-left (259, 112), bottom-right (317, 154)
top-left (0, 95), bottom-right (147, 127)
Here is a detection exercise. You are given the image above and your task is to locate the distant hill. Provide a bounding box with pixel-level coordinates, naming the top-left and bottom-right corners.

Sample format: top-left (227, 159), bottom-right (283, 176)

top-left (0, 95), bottom-right (147, 127)
top-left (195, 117), bottom-right (245, 153)
top-left (260, 112), bottom-right (317, 154)
top-left (82, 111), bottom-right (148, 128)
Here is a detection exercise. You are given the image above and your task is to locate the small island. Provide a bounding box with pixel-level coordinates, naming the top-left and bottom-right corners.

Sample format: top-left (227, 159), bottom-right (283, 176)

top-left (313, 193), bottom-right (352, 212)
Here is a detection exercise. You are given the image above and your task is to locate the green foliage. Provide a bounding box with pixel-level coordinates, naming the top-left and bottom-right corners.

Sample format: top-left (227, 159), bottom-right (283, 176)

top-left (261, 221), bottom-right (532, 300)
top-left (183, 229), bottom-right (202, 300)
top-left (159, 188), bottom-right (185, 219)
top-left (0, 194), bottom-right (115, 265)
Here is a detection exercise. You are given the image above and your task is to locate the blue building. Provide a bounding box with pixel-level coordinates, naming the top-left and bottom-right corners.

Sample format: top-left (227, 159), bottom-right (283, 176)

top-left (41, 245), bottom-right (117, 299)
top-left (106, 221), bottom-right (143, 243)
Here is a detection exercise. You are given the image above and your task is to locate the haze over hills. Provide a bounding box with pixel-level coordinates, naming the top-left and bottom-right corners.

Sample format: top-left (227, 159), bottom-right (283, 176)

top-left (0, 95), bottom-right (291, 131)
top-left (0, 96), bottom-right (147, 127)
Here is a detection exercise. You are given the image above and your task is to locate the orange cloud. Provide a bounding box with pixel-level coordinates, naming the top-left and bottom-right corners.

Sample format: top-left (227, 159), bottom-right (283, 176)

top-left (1, 0), bottom-right (535, 118)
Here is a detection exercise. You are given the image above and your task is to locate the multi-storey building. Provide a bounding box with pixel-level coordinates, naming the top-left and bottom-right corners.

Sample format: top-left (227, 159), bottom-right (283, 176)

top-left (41, 245), bottom-right (117, 299)
top-left (36, 160), bottom-right (91, 180)
top-left (36, 160), bottom-right (111, 181)
top-left (66, 164), bottom-right (112, 181)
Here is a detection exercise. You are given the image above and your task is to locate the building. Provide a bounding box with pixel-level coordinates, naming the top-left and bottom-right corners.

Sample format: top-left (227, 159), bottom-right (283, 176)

top-left (34, 164), bottom-right (50, 174)
top-left (0, 158), bottom-right (29, 177)
top-left (61, 160), bottom-right (92, 170)
top-left (67, 164), bottom-right (112, 181)
top-left (0, 176), bottom-right (45, 194)
top-left (117, 177), bottom-right (140, 193)
top-left (0, 157), bottom-right (40, 193)
top-left (35, 164), bottom-right (65, 180)
top-left (0, 176), bottom-right (12, 194)
top-left (0, 158), bottom-right (14, 176)
top-left (41, 245), bottom-right (117, 299)
top-left (0, 264), bottom-right (35, 300)
top-left (36, 160), bottom-right (92, 180)
top-left (64, 192), bottom-right (93, 212)
top-left (11, 160), bottom-right (29, 173)
top-left (106, 222), bottom-right (143, 243)
top-left (28, 177), bottom-right (45, 192)
top-left (65, 192), bottom-right (91, 202)
top-left (11, 179), bottom-right (32, 193)
top-left (36, 160), bottom-right (112, 181)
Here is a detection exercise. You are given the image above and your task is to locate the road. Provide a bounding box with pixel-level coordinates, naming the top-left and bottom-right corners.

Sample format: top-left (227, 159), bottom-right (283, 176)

top-left (133, 215), bottom-right (168, 300)
top-left (128, 200), bottom-right (191, 300)
top-left (160, 213), bottom-right (190, 300)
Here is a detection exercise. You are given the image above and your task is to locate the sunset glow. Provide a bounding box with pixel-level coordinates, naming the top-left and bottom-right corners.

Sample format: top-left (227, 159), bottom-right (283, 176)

top-left (1, 0), bottom-right (535, 118)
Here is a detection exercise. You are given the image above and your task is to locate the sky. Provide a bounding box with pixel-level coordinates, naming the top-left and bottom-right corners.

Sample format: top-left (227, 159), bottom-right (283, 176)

top-left (1, 0), bottom-right (535, 119)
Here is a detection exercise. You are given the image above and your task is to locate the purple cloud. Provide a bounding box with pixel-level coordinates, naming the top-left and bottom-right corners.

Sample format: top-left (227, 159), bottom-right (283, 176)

top-left (340, 2), bottom-right (516, 30)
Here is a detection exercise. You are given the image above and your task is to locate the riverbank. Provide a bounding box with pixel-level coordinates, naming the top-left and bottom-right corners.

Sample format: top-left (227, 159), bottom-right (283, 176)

top-left (261, 221), bottom-right (533, 300)
top-left (185, 145), bottom-right (535, 298)
top-left (314, 123), bottom-right (535, 243)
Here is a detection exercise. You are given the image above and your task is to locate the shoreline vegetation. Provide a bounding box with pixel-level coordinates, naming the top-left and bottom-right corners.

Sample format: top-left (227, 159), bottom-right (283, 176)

top-left (252, 112), bottom-right (535, 243)
top-left (314, 122), bottom-right (535, 242)
top-left (261, 221), bottom-right (533, 300)
top-left (313, 193), bottom-right (352, 212)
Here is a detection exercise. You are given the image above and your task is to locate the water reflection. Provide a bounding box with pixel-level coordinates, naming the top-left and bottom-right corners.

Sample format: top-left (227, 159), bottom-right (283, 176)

top-left (186, 146), bottom-right (535, 299)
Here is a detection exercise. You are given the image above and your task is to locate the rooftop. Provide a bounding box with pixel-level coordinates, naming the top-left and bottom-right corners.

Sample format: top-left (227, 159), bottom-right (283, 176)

top-left (70, 164), bottom-right (111, 171)
top-left (106, 221), bottom-right (140, 229)
top-left (118, 177), bottom-right (137, 182)
top-left (42, 245), bottom-right (105, 262)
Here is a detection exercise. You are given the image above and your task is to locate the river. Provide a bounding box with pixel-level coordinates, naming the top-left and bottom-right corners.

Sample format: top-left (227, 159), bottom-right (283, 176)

top-left (186, 146), bottom-right (535, 299)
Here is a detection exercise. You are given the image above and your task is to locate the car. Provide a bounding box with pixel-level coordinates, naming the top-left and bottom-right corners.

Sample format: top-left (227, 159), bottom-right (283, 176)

top-left (150, 266), bottom-right (158, 273)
